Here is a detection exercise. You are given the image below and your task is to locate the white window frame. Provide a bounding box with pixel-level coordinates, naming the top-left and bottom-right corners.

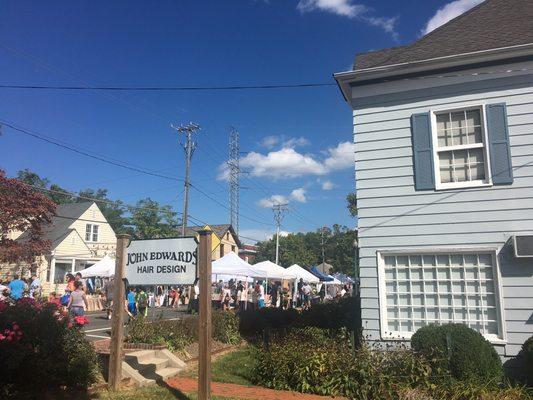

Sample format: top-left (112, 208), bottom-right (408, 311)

top-left (377, 247), bottom-right (506, 344)
top-left (430, 103), bottom-right (493, 190)
top-left (85, 224), bottom-right (99, 242)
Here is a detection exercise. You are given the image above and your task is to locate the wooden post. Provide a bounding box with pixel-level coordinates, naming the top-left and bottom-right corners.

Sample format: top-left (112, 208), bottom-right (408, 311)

top-left (198, 230), bottom-right (212, 400)
top-left (108, 234), bottom-right (130, 390)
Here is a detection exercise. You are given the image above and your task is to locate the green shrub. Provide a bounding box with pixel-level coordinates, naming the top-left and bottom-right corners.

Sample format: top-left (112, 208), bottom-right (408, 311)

top-left (212, 310), bottom-right (241, 345)
top-left (411, 323), bottom-right (502, 384)
top-left (522, 335), bottom-right (533, 386)
top-left (252, 327), bottom-right (435, 399)
top-left (125, 316), bottom-right (196, 352)
top-left (239, 307), bottom-right (299, 338)
top-left (0, 298), bottom-right (98, 399)
top-left (126, 312), bottom-right (242, 350)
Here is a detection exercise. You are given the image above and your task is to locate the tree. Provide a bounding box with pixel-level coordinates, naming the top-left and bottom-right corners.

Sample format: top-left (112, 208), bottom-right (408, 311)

top-left (346, 192), bottom-right (357, 217)
top-left (0, 170), bottom-right (57, 263)
top-left (129, 198), bottom-right (180, 239)
top-left (17, 169), bottom-right (73, 204)
top-left (254, 225), bottom-right (358, 274)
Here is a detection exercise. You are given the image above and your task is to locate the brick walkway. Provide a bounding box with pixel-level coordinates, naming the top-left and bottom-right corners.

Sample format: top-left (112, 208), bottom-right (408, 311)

top-left (165, 377), bottom-right (345, 400)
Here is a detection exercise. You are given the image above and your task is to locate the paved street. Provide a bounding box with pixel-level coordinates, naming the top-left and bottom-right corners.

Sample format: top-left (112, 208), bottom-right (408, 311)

top-left (82, 306), bottom-right (188, 341)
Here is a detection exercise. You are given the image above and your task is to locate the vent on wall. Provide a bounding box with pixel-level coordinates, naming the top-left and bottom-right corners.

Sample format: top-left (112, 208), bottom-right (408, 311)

top-left (513, 235), bottom-right (533, 258)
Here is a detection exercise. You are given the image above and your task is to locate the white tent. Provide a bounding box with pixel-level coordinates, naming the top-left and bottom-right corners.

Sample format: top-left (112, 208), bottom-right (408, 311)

top-left (212, 252), bottom-right (257, 281)
top-left (252, 260), bottom-right (297, 280)
top-left (77, 255), bottom-right (115, 278)
top-left (286, 264), bottom-right (319, 283)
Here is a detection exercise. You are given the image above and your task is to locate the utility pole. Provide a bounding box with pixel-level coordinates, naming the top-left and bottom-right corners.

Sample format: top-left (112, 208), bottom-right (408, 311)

top-left (320, 226), bottom-right (327, 265)
top-left (171, 122), bottom-right (200, 236)
top-left (272, 203), bottom-right (288, 265)
top-left (228, 128), bottom-right (240, 235)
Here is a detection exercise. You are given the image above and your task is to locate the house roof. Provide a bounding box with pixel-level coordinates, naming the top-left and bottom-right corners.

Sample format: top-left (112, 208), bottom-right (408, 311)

top-left (18, 202), bottom-right (94, 246)
top-left (355, 0), bottom-right (533, 70)
top-left (185, 224), bottom-right (243, 248)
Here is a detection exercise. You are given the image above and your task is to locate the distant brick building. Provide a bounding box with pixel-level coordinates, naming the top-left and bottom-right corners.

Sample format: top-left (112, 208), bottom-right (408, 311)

top-left (239, 244), bottom-right (258, 263)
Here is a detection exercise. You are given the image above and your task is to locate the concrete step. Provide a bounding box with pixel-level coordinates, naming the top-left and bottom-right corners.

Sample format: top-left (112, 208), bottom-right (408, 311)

top-left (155, 367), bottom-right (181, 380)
top-left (126, 350), bottom-right (156, 363)
top-left (138, 357), bottom-right (168, 372)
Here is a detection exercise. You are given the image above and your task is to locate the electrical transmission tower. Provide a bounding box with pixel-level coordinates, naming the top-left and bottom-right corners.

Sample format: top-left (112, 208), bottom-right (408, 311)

top-left (272, 203), bottom-right (288, 265)
top-left (228, 128), bottom-right (240, 235)
top-left (171, 122), bottom-right (200, 236)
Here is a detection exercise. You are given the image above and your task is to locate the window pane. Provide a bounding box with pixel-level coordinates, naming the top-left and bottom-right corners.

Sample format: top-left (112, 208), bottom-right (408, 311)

top-left (453, 150), bottom-right (468, 181)
top-left (436, 114), bottom-right (452, 147)
top-left (439, 152), bottom-right (453, 183)
top-left (92, 225), bottom-right (99, 242)
top-left (465, 110), bottom-right (482, 144)
top-left (85, 224), bottom-right (92, 241)
top-left (468, 148), bottom-right (486, 181)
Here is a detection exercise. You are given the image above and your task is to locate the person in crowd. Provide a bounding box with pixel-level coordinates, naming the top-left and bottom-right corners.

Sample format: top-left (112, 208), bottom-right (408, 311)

top-left (75, 272), bottom-right (87, 293)
top-left (29, 274), bottom-right (42, 299)
top-left (341, 284), bottom-right (349, 298)
top-left (136, 287), bottom-right (148, 317)
top-left (270, 281), bottom-right (280, 308)
top-left (297, 278), bottom-right (304, 307)
top-left (250, 282), bottom-right (257, 311)
top-left (256, 280), bottom-right (265, 309)
top-left (68, 281), bottom-right (88, 317)
top-left (48, 292), bottom-right (61, 307)
top-left (221, 284), bottom-right (231, 311)
top-left (155, 285), bottom-right (164, 307)
top-left (319, 284), bottom-right (326, 303)
top-left (103, 277), bottom-right (115, 320)
top-left (8, 274), bottom-right (26, 301)
top-left (66, 273), bottom-right (76, 292)
top-left (0, 279), bottom-right (9, 301)
top-left (236, 281), bottom-right (246, 312)
top-left (188, 278), bottom-right (200, 314)
top-left (302, 281), bottom-right (312, 309)
top-left (127, 287), bottom-right (137, 317)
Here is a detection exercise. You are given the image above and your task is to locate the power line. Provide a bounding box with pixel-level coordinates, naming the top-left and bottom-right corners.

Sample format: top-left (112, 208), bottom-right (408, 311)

top-left (1, 120), bottom-right (185, 183)
top-left (0, 82), bottom-right (336, 91)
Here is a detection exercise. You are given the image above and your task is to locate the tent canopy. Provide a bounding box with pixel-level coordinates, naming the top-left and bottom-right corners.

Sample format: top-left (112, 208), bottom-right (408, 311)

top-left (310, 266), bottom-right (333, 282)
top-left (77, 255), bottom-right (115, 278)
top-left (286, 264), bottom-right (319, 283)
top-left (212, 252), bottom-right (256, 277)
top-left (252, 260), bottom-right (296, 280)
top-left (331, 272), bottom-right (354, 284)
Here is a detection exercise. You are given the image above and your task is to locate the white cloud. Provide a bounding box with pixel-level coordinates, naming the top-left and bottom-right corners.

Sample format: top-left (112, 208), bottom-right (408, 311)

top-left (241, 147), bottom-right (327, 178)
top-left (422, 0), bottom-right (482, 35)
top-left (297, 0), bottom-right (367, 18)
top-left (284, 137), bottom-right (310, 148)
top-left (323, 141), bottom-right (355, 171)
top-left (218, 140), bottom-right (354, 181)
top-left (321, 180), bottom-right (334, 190)
top-left (296, 0), bottom-right (398, 38)
top-left (258, 194), bottom-right (289, 208)
top-left (260, 135), bottom-right (310, 149)
top-left (290, 188), bottom-right (307, 203)
top-left (363, 16), bottom-right (399, 40)
top-left (260, 135), bottom-right (280, 149)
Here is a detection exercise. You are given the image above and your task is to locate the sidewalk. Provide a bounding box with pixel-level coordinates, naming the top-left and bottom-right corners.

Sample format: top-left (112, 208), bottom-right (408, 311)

top-left (165, 377), bottom-right (346, 400)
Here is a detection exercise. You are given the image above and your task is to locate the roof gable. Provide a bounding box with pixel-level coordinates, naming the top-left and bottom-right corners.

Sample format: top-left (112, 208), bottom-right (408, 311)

top-left (355, 0), bottom-right (533, 70)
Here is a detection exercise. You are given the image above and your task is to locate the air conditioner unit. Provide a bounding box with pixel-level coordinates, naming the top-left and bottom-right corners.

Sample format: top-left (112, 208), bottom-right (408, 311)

top-left (512, 235), bottom-right (533, 258)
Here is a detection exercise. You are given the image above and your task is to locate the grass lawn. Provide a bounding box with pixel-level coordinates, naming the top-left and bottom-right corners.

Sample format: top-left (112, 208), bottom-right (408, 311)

top-left (93, 385), bottom-right (235, 400)
top-left (182, 346), bottom-right (258, 386)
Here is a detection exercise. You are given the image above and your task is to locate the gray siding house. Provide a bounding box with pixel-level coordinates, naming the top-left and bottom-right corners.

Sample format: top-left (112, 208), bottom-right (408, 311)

top-left (335, 0), bottom-right (533, 360)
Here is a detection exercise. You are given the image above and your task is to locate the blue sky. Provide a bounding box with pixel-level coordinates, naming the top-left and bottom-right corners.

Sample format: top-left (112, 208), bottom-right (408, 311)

top-left (0, 0), bottom-right (481, 243)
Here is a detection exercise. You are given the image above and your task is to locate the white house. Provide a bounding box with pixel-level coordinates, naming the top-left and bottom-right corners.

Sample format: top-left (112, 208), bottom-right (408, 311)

top-left (1, 201), bottom-right (116, 294)
top-left (335, 0), bottom-right (533, 361)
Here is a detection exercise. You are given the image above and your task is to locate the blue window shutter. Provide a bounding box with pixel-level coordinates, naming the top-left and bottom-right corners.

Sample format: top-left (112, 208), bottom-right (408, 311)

top-left (486, 103), bottom-right (513, 185)
top-left (411, 112), bottom-right (435, 190)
